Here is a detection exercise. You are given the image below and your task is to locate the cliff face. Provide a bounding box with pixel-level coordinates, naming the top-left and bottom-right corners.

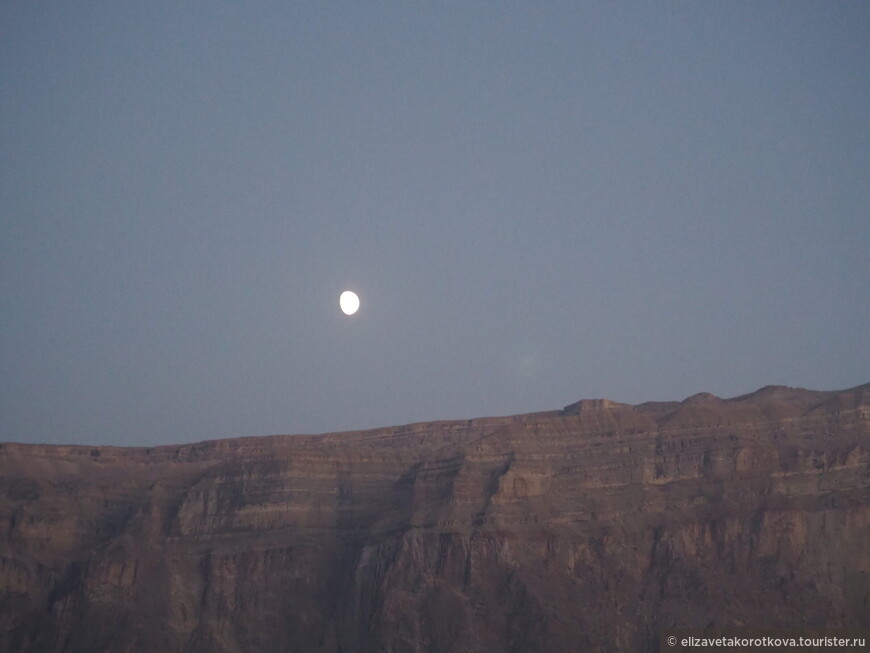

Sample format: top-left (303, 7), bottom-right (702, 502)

top-left (1, 383), bottom-right (868, 653)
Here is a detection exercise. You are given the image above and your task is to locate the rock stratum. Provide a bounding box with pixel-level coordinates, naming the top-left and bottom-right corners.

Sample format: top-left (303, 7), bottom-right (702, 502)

top-left (1, 383), bottom-right (869, 652)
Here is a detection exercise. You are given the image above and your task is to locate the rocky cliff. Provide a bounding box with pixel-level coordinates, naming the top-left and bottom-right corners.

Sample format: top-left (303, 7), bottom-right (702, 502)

top-left (1, 383), bottom-right (869, 652)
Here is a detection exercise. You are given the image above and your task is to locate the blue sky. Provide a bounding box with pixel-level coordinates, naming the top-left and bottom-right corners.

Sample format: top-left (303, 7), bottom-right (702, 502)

top-left (2, 2), bottom-right (868, 445)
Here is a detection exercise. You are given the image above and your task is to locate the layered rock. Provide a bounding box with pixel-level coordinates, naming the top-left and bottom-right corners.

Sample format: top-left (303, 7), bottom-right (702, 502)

top-left (1, 383), bottom-right (868, 652)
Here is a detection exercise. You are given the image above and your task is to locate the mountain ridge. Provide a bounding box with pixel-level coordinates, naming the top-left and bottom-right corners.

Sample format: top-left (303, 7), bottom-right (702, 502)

top-left (4, 381), bottom-right (865, 453)
top-left (0, 382), bottom-right (868, 652)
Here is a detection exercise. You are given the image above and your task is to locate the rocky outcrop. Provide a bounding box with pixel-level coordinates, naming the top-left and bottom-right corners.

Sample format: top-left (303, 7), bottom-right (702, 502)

top-left (1, 383), bottom-right (868, 652)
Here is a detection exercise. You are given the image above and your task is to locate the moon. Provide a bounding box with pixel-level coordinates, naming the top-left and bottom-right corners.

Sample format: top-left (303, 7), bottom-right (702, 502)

top-left (339, 290), bottom-right (360, 315)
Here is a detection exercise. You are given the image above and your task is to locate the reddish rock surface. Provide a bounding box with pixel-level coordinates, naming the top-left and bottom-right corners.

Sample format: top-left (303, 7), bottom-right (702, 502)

top-left (1, 383), bottom-right (868, 652)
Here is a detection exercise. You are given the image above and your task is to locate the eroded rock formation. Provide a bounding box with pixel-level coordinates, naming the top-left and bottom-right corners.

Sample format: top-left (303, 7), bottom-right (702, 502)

top-left (1, 383), bottom-right (868, 652)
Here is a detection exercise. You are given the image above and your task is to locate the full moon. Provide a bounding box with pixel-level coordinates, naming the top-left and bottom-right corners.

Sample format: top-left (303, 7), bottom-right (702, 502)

top-left (339, 290), bottom-right (360, 315)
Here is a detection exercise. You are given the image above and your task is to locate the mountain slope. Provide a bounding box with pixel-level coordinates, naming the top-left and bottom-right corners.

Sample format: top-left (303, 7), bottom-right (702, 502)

top-left (1, 383), bottom-right (868, 652)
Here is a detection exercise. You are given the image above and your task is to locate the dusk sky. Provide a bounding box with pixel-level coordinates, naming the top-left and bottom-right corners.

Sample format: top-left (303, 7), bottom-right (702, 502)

top-left (2, 2), bottom-right (868, 447)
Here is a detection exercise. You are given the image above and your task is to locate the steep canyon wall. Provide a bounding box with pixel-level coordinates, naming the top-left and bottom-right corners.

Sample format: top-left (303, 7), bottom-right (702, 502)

top-left (1, 384), bottom-right (868, 652)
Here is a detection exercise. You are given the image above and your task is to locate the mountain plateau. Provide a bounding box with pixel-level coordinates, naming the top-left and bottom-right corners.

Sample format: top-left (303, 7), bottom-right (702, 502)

top-left (1, 383), bottom-right (868, 652)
